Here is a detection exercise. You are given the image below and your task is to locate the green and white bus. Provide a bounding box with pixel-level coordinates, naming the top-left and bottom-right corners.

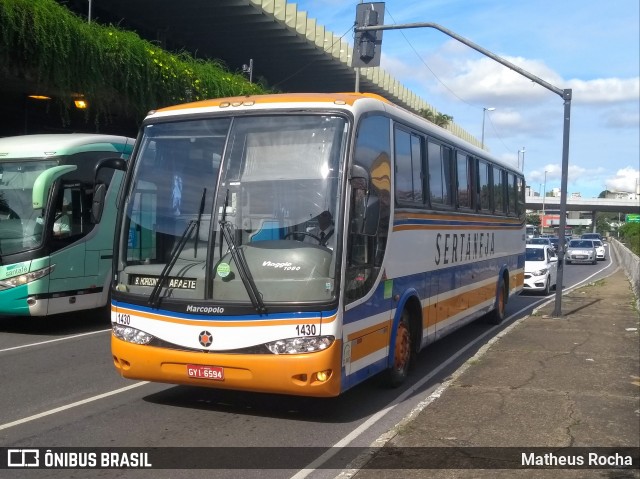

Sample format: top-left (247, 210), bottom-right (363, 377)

top-left (0, 134), bottom-right (134, 317)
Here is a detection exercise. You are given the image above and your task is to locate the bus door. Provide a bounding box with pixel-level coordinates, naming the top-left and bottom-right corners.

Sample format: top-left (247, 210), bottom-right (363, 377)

top-left (46, 183), bottom-right (96, 313)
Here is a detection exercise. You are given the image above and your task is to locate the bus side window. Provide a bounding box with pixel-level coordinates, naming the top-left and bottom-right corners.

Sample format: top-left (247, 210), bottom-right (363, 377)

top-left (51, 186), bottom-right (91, 247)
top-left (478, 160), bottom-right (491, 211)
top-left (493, 166), bottom-right (505, 214)
top-left (456, 152), bottom-right (472, 209)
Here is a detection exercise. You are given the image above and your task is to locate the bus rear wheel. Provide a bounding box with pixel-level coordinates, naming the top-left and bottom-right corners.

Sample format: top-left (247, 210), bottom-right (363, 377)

top-left (386, 311), bottom-right (412, 387)
top-left (487, 277), bottom-right (507, 325)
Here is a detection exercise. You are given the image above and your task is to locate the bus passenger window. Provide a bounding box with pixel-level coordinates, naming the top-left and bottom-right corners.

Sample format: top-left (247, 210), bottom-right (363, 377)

top-left (428, 142), bottom-right (453, 206)
top-left (478, 160), bottom-right (491, 211)
top-left (456, 152), bottom-right (472, 209)
top-left (394, 129), bottom-right (423, 205)
top-left (493, 166), bottom-right (505, 214)
top-left (507, 173), bottom-right (517, 215)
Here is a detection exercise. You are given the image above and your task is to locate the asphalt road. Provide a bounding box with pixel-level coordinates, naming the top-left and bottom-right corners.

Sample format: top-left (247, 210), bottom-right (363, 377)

top-left (0, 244), bottom-right (617, 479)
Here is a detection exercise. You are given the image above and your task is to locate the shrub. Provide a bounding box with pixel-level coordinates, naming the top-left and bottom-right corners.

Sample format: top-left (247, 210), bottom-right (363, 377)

top-left (0, 0), bottom-right (265, 125)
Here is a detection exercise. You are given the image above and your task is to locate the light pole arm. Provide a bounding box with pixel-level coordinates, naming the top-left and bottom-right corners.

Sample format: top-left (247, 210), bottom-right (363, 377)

top-left (357, 22), bottom-right (569, 100)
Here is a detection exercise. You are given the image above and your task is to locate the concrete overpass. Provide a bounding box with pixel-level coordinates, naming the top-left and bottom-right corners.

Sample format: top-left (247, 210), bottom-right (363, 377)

top-left (526, 196), bottom-right (640, 214)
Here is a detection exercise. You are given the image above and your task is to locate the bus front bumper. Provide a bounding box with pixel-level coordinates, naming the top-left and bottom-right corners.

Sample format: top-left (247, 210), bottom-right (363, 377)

top-left (111, 335), bottom-right (343, 397)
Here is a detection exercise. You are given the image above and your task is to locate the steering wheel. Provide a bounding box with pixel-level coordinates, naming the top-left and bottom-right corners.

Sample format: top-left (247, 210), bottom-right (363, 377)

top-left (283, 231), bottom-right (321, 243)
top-left (0, 208), bottom-right (19, 220)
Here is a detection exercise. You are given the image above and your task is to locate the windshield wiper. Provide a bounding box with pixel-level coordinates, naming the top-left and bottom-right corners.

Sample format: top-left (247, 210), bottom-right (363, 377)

top-left (218, 189), bottom-right (266, 314)
top-left (194, 188), bottom-right (207, 258)
top-left (148, 220), bottom-right (196, 308)
top-left (148, 188), bottom-right (207, 308)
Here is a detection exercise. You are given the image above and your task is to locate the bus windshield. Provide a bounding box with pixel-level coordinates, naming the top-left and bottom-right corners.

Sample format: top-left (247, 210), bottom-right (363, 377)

top-left (118, 114), bottom-right (347, 307)
top-left (0, 159), bottom-right (59, 256)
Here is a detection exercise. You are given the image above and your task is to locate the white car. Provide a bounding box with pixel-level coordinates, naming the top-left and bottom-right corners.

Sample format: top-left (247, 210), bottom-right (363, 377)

top-left (524, 245), bottom-right (558, 295)
top-left (593, 239), bottom-right (606, 260)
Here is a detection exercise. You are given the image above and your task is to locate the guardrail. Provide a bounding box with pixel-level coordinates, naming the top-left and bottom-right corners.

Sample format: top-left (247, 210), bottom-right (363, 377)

top-left (610, 238), bottom-right (640, 310)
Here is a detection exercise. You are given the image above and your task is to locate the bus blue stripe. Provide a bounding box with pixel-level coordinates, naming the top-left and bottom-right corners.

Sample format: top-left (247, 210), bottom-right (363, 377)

top-left (343, 253), bottom-right (524, 324)
top-left (113, 302), bottom-right (339, 322)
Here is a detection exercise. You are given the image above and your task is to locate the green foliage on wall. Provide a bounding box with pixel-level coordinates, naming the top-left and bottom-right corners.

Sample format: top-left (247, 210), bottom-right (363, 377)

top-left (0, 0), bottom-right (265, 124)
top-left (619, 222), bottom-right (640, 256)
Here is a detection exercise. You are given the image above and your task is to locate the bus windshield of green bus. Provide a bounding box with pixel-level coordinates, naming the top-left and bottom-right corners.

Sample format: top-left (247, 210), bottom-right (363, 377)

top-left (0, 159), bottom-right (58, 256)
top-left (119, 114), bottom-right (347, 306)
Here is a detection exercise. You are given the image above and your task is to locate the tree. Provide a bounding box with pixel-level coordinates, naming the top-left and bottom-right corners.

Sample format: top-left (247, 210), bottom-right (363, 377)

top-left (526, 214), bottom-right (540, 226)
top-left (435, 113), bottom-right (453, 128)
top-left (598, 190), bottom-right (610, 198)
top-left (418, 109), bottom-right (453, 128)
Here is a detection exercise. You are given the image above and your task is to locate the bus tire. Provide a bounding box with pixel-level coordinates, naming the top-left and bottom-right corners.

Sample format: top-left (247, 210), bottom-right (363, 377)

top-left (487, 276), bottom-right (507, 325)
top-left (386, 310), bottom-right (412, 388)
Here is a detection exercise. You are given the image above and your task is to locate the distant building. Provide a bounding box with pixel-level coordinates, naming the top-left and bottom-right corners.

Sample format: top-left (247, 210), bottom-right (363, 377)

top-left (571, 192), bottom-right (581, 198)
top-left (605, 190), bottom-right (638, 200)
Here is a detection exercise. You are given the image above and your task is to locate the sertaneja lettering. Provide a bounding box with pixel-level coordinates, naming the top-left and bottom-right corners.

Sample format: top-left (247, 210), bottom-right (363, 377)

top-left (435, 232), bottom-right (495, 266)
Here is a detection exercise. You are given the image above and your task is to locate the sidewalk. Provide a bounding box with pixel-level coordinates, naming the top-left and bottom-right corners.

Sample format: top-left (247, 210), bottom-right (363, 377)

top-left (348, 268), bottom-right (640, 478)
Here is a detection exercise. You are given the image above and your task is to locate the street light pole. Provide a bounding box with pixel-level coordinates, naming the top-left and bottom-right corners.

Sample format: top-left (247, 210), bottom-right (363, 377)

top-left (542, 170), bottom-right (548, 233)
top-left (481, 107), bottom-right (495, 150)
top-left (242, 59), bottom-right (254, 83)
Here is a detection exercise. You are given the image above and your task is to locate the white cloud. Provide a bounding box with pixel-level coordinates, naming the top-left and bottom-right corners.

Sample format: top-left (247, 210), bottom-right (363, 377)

top-left (427, 52), bottom-right (563, 105)
top-left (569, 78), bottom-right (640, 104)
top-left (605, 167), bottom-right (640, 193)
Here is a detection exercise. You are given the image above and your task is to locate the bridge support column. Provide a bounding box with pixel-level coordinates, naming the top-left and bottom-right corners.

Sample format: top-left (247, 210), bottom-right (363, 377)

top-left (591, 211), bottom-right (597, 232)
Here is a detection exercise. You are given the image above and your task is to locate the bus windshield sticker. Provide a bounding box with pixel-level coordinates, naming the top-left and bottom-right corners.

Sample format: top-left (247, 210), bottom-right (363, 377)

top-left (130, 275), bottom-right (197, 289)
top-left (216, 263), bottom-right (231, 278)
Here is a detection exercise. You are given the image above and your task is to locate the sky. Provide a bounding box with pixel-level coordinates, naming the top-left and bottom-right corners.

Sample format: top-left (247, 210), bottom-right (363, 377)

top-left (290, 0), bottom-right (640, 199)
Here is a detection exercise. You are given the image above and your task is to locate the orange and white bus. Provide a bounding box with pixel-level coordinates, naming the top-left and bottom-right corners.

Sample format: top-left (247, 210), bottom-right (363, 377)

top-left (108, 93), bottom-right (526, 397)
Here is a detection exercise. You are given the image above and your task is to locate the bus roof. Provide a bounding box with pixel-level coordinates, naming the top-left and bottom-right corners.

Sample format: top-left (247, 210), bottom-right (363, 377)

top-left (0, 134), bottom-right (135, 159)
top-left (148, 92), bottom-right (521, 175)
top-left (154, 92), bottom-right (391, 114)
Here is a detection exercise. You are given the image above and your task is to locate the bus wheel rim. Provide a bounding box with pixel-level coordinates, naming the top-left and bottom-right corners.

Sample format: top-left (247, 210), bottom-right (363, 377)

top-left (498, 284), bottom-right (505, 316)
top-left (394, 322), bottom-right (410, 372)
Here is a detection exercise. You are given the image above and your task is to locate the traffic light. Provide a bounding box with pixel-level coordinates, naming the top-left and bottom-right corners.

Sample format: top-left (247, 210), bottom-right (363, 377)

top-left (353, 2), bottom-right (385, 68)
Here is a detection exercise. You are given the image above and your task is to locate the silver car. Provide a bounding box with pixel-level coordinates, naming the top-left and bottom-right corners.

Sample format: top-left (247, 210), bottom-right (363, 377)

top-left (565, 239), bottom-right (597, 265)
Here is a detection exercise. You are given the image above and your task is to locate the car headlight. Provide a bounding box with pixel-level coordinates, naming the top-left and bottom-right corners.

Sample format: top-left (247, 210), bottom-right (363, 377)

top-left (112, 324), bottom-right (154, 345)
top-left (266, 336), bottom-right (334, 354)
top-left (0, 265), bottom-right (55, 288)
top-left (532, 268), bottom-right (548, 276)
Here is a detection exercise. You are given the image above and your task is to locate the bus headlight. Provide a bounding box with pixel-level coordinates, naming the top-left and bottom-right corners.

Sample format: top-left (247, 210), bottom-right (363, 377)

top-left (265, 336), bottom-right (334, 354)
top-left (0, 265), bottom-right (55, 288)
top-left (112, 324), bottom-right (153, 345)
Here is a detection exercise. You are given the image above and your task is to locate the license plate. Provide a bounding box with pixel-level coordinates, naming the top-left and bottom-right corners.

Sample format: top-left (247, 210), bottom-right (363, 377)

top-left (187, 364), bottom-right (224, 381)
top-left (576, 255), bottom-right (586, 259)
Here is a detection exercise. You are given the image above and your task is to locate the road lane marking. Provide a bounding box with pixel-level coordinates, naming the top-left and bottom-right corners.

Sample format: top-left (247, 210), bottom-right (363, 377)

top-left (0, 329), bottom-right (111, 354)
top-left (0, 382), bottom-right (149, 431)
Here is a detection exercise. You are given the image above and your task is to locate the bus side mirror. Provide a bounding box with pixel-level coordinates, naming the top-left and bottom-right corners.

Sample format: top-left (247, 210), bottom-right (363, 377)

top-left (94, 157), bottom-right (127, 183)
top-left (91, 183), bottom-right (107, 224)
top-left (91, 157), bottom-right (127, 223)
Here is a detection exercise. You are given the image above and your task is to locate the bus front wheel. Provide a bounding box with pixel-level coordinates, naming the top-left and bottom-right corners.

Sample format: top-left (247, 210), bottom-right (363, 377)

top-left (386, 311), bottom-right (412, 387)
